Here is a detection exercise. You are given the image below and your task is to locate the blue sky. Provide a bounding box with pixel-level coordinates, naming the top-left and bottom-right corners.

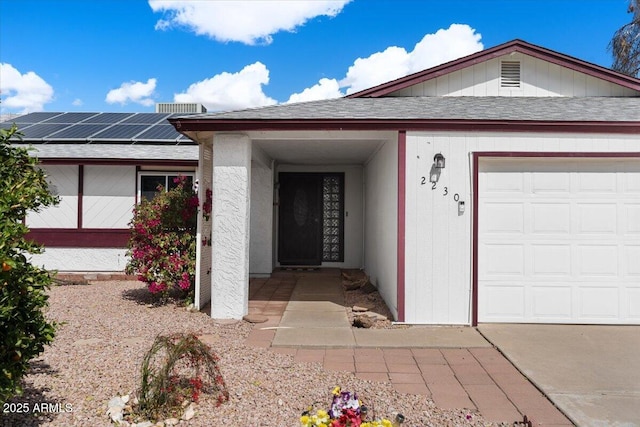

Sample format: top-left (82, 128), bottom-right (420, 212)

top-left (0, 0), bottom-right (635, 114)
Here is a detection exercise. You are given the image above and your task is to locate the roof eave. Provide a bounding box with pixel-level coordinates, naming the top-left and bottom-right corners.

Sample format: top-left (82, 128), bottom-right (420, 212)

top-left (168, 117), bottom-right (640, 135)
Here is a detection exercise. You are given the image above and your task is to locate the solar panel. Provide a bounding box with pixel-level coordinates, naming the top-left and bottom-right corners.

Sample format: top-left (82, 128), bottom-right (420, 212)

top-left (83, 113), bottom-right (135, 124)
top-left (5, 112), bottom-right (63, 124)
top-left (20, 123), bottom-right (73, 138)
top-left (47, 123), bottom-right (111, 139)
top-left (91, 124), bottom-right (149, 139)
top-left (134, 124), bottom-right (182, 140)
top-left (42, 112), bottom-right (99, 123)
top-left (121, 113), bottom-right (170, 124)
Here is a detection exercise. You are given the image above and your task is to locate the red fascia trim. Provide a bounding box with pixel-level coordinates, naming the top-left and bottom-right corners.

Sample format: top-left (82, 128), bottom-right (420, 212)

top-left (348, 39), bottom-right (640, 98)
top-left (169, 119), bottom-right (640, 135)
top-left (78, 165), bottom-right (84, 228)
top-left (397, 131), bottom-right (407, 322)
top-left (27, 229), bottom-right (130, 248)
top-left (471, 151), bottom-right (640, 326)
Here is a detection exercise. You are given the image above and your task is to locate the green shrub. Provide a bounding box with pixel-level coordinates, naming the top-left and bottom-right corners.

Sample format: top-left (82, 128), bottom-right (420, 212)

top-left (125, 176), bottom-right (198, 300)
top-left (0, 125), bottom-right (59, 404)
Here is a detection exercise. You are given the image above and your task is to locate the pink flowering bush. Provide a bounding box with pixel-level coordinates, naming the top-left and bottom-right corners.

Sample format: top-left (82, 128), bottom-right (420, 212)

top-left (126, 176), bottom-right (198, 300)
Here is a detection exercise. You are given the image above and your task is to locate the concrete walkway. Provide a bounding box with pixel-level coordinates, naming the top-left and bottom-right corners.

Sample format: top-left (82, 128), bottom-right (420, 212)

top-left (479, 324), bottom-right (640, 427)
top-left (244, 270), bottom-right (573, 426)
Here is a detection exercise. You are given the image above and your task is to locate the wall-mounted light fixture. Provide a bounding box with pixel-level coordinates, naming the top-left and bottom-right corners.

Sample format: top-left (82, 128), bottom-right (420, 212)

top-left (430, 153), bottom-right (446, 183)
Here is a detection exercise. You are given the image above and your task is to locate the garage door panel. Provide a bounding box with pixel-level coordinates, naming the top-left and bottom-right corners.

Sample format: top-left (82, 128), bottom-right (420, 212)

top-left (480, 285), bottom-right (525, 319)
top-left (579, 287), bottom-right (620, 319)
top-left (624, 205), bottom-right (640, 233)
top-left (531, 204), bottom-right (571, 234)
top-left (577, 203), bottom-right (617, 234)
top-left (483, 203), bottom-right (524, 233)
top-left (577, 171), bottom-right (617, 193)
top-left (532, 244), bottom-right (571, 275)
top-left (479, 158), bottom-right (640, 325)
top-left (531, 172), bottom-right (570, 193)
top-left (624, 246), bottom-right (640, 275)
top-left (628, 288), bottom-right (640, 318)
top-left (577, 245), bottom-right (618, 276)
top-left (532, 286), bottom-right (572, 318)
top-left (482, 244), bottom-right (524, 275)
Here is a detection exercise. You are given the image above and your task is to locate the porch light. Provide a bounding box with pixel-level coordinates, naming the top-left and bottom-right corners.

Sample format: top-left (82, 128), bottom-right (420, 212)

top-left (433, 153), bottom-right (446, 169)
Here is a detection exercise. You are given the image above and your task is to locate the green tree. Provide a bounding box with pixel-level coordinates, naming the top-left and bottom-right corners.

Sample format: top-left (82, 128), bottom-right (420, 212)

top-left (610, 0), bottom-right (640, 77)
top-left (0, 124), bottom-right (59, 404)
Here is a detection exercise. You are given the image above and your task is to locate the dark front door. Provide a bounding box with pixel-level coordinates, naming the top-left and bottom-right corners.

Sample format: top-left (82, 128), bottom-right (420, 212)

top-left (278, 173), bottom-right (323, 265)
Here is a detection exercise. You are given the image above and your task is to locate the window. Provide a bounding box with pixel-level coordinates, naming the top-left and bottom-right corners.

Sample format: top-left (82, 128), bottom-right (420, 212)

top-left (322, 174), bottom-right (344, 262)
top-left (138, 172), bottom-right (195, 201)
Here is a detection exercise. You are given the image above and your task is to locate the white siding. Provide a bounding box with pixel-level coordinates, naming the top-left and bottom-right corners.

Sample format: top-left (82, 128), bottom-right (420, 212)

top-left (364, 140), bottom-right (398, 319)
top-left (404, 131), bottom-right (640, 324)
top-left (83, 165), bottom-right (136, 228)
top-left (27, 165), bottom-right (78, 228)
top-left (30, 248), bottom-right (128, 272)
top-left (391, 53), bottom-right (640, 97)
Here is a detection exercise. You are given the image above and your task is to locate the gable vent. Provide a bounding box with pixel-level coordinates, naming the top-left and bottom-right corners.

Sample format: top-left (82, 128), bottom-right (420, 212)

top-left (501, 61), bottom-right (521, 88)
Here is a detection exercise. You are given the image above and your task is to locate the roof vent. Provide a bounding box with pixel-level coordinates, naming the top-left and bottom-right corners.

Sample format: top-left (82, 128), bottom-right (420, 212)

top-left (500, 61), bottom-right (521, 88)
top-left (155, 103), bottom-right (207, 114)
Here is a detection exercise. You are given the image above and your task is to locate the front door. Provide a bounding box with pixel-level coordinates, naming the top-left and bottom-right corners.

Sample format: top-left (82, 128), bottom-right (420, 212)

top-left (278, 173), bottom-right (323, 265)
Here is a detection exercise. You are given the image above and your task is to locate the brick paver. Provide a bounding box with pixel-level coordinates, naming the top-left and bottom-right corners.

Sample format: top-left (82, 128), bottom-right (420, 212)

top-left (246, 275), bottom-right (574, 427)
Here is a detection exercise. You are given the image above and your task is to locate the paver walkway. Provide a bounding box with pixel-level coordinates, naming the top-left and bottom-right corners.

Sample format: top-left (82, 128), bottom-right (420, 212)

top-left (244, 270), bottom-right (573, 427)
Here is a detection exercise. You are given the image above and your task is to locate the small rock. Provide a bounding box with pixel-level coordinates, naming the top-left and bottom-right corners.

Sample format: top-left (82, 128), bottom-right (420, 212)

top-left (164, 418), bottom-right (180, 426)
top-left (363, 311), bottom-right (387, 321)
top-left (121, 394), bottom-right (130, 404)
top-left (135, 422), bottom-right (153, 427)
top-left (353, 316), bottom-right (374, 328)
top-left (243, 314), bottom-right (268, 323)
top-left (182, 403), bottom-right (196, 421)
top-left (108, 396), bottom-right (125, 409)
top-left (109, 410), bottom-right (123, 423)
top-left (352, 305), bottom-right (369, 312)
top-left (360, 281), bottom-right (377, 294)
top-left (345, 282), bottom-right (362, 291)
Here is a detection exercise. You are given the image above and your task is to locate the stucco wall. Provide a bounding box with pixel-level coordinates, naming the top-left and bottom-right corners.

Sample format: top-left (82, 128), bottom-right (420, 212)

top-left (404, 131), bottom-right (640, 324)
top-left (363, 140), bottom-right (398, 319)
top-left (276, 164), bottom-right (364, 269)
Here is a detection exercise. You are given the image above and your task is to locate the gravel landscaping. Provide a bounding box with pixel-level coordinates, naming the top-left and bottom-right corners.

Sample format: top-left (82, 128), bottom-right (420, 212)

top-left (1, 280), bottom-right (502, 426)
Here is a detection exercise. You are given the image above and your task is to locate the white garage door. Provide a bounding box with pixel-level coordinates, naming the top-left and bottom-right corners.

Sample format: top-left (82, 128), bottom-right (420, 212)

top-left (478, 158), bottom-right (640, 324)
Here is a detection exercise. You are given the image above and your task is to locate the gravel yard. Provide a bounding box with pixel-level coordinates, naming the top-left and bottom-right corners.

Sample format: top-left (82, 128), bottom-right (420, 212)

top-left (1, 280), bottom-right (500, 427)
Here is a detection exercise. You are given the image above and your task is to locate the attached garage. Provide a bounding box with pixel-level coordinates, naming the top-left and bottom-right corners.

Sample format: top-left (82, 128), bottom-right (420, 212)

top-left (477, 156), bottom-right (640, 324)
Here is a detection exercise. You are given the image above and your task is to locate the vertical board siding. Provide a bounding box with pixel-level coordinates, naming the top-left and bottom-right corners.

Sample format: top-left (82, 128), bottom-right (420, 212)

top-left (389, 53), bottom-right (639, 97)
top-left (364, 139), bottom-right (398, 319)
top-left (27, 165), bottom-right (78, 228)
top-left (404, 131), bottom-right (640, 324)
top-left (83, 165), bottom-right (136, 228)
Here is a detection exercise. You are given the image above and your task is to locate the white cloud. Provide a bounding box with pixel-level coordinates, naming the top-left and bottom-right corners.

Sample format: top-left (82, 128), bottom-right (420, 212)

top-left (105, 78), bottom-right (157, 106)
top-left (286, 78), bottom-right (343, 103)
top-left (174, 62), bottom-right (277, 111)
top-left (72, 98), bottom-right (83, 106)
top-left (0, 63), bottom-right (54, 113)
top-left (341, 24), bottom-right (483, 94)
top-left (148, 0), bottom-right (351, 45)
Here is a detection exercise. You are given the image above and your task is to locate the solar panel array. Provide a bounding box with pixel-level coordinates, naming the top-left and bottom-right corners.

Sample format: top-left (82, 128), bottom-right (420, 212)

top-left (0, 112), bottom-right (194, 144)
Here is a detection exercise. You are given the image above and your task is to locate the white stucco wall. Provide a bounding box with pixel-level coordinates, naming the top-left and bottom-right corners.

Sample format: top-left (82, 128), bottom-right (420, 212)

top-left (30, 248), bottom-right (128, 272)
top-left (404, 131), bottom-right (640, 324)
top-left (276, 164), bottom-right (364, 269)
top-left (210, 133), bottom-right (251, 319)
top-left (363, 140), bottom-right (398, 319)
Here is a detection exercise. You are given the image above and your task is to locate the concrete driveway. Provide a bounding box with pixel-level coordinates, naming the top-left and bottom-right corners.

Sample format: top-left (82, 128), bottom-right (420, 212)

top-left (478, 324), bottom-right (640, 427)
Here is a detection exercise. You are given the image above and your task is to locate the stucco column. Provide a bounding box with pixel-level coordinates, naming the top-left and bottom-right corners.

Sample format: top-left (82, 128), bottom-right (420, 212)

top-left (210, 133), bottom-right (251, 319)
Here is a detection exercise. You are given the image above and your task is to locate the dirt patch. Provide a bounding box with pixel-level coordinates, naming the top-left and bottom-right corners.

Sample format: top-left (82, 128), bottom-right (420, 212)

top-left (341, 269), bottom-right (409, 330)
